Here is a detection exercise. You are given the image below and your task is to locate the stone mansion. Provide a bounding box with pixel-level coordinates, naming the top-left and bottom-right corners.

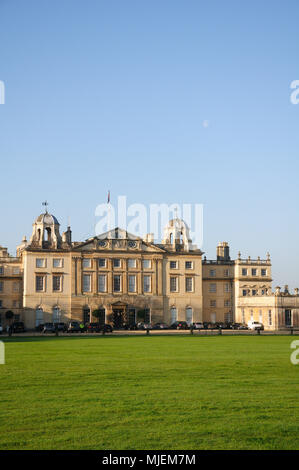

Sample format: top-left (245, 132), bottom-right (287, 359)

top-left (0, 209), bottom-right (298, 330)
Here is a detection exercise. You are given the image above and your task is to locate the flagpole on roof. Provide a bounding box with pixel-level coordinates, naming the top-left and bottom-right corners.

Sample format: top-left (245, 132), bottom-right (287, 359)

top-left (107, 190), bottom-right (111, 237)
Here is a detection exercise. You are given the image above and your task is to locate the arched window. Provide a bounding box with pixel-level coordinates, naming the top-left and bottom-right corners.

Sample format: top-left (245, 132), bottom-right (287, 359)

top-left (45, 227), bottom-right (51, 242)
top-left (170, 307), bottom-right (177, 324)
top-left (53, 306), bottom-right (60, 323)
top-left (35, 307), bottom-right (43, 327)
top-left (186, 307), bottom-right (193, 325)
top-left (169, 233), bottom-right (173, 244)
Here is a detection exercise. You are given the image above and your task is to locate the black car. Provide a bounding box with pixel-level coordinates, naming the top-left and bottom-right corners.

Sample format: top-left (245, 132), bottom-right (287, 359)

top-left (67, 321), bottom-right (81, 333)
top-left (152, 322), bottom-right (170, 330)
top-left (11, 321), bottom-right (26, 333)
top-left (123, 323), bottom-right (138, 330)
top-left (43, 323), bottom-right (56, 333)
top-left (231, 323), bottom-right (242, 330)
top-left (54, 322), bottom-right (67, 332)
top-left (170, 321), bottom-right (189, 330)
top-left (101, 324), bottom-right (113, 333)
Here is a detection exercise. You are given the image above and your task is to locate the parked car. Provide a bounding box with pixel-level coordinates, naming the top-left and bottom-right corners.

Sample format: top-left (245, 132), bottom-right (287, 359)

top-left (230, 323), bottom-right (248, 330)
top-left (230, 323), bottom-right (241, 330)
top-left (85, 322), bottom-right (113, 333)
top-left (101, 324), bottom-right (113, 333)
top-left (215, 322), bottom-right (232, 330)
top-left (203, 322), bottom-right (216, 329)
top-left (192, 322), bottom-right (204, 330)
top-left (43, 323), bottom-right (55, 333)
top-left (237, 324), bottom-right (249, 330)
top-left (67, 321), bottom-right (81, 333)
top-left (152, 322), bottom-right (170, 330)
top-left (170, 321), bottom-right (189, 330)
top-left (137, 322), bottom-right (152, 330)
top-left (35, 323), bottom-right (44, 332)
top-left (247, 320), bottom-right (264, 331)
top-left (86, 322), bottom-right (101, 333)
top-left (11, 321), bottom-right (26, 333)
top-left (54, 322), bottom-right (67, 332)
top-left (123, 323), bottom-right (138, 330)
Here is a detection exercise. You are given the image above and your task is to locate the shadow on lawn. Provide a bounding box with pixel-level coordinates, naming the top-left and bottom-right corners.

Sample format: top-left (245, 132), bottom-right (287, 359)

top-left (0, 334), bottom-right (177, 344)
top-left (0, 335), bottom-right (126, 343)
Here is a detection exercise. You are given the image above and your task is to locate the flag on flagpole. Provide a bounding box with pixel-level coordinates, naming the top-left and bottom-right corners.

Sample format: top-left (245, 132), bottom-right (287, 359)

top-left (107, 190), bottom-right (110, 204)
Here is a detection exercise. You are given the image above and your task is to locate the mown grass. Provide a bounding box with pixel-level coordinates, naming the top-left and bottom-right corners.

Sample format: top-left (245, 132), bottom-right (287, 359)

top-left (0, 335), bottom-right (298, 450)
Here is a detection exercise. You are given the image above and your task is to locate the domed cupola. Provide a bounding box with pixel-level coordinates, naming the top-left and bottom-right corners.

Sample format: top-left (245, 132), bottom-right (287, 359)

top-left (29, 207), bottom-right (62, 249)
top-left (162, 217), bottom-right (193, 251)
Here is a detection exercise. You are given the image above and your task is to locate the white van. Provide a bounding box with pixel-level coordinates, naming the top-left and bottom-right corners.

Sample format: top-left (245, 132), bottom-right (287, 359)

top-left (248, 320), bottom-right (264, 330)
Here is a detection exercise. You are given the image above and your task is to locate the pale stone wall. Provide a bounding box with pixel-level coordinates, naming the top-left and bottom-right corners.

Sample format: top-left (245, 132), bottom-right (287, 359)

top-left (2, 213), bottom-right (298, 331)
top-left (202, 263), bottom-right (234, 323)
top-left (22, 250), bottom-right (72, 329)
top-left (163, 253), bottom-right (203, 324)
top-left (0, 247), bottom-right (23, 327)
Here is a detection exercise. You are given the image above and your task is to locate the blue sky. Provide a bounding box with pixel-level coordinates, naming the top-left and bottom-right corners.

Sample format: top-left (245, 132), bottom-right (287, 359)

top-left (0, 0), bottom-right (298, 288)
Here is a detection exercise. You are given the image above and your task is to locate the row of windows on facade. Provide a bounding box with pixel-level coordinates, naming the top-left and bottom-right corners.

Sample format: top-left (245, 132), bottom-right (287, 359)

top-left (209, 299), bottom-right (231, 308)
top-left (0, 281), bottom-right (21, 293)
top-left (0, 300), bottom-right (20, 309)
top-left (35, 258), bottom-right (196, 270)
top-left (207, 268), bottom-right (268, 278)
top-left (35, 274), bottom-right (195, 293)
top-left (36, 275), bottom-right (62, 292)
top-left (241, 309), bottom-right (273, 326)
top-left (0, 266), bottom-right (20, 275)
top-left (210, 312), bottom-right (233, 323)
top-left (242, 288), bottom-right (268, 296)
top-left (241, 268), bottom-right (267, 277)
top-left (87, 274), bottom-right (194, 293)
top-left (208, 269), bottom-right (231, 277)
top-left (208, 283), bottom-right (231, 293)
top-left (85, 259), bottom-right (195, 270)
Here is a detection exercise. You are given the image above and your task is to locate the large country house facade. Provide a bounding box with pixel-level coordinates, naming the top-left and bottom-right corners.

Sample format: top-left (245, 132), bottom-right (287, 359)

top-left (0, 209), bottom-right (298, 330)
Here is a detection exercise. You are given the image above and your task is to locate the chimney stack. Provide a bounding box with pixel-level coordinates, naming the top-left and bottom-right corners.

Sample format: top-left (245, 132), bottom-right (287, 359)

top-left (217, 242), bottom-right (230, 261)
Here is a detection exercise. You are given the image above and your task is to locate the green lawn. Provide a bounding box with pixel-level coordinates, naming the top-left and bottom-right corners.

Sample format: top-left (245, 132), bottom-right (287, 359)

top-left (0, 335), bottom-right (298, 450)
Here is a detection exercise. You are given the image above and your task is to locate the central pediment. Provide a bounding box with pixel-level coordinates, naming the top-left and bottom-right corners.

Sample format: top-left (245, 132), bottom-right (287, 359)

top-left (73, 227), bottom-right (166, 253)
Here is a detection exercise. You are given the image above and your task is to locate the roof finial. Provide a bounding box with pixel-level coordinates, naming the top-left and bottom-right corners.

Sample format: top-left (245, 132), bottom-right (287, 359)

top-left (42, 201), bottom-right (49, 214)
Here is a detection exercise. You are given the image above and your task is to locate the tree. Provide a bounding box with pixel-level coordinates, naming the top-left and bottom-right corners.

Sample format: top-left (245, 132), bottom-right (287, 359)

top-left (92, 309), bottom-right (104, 324)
